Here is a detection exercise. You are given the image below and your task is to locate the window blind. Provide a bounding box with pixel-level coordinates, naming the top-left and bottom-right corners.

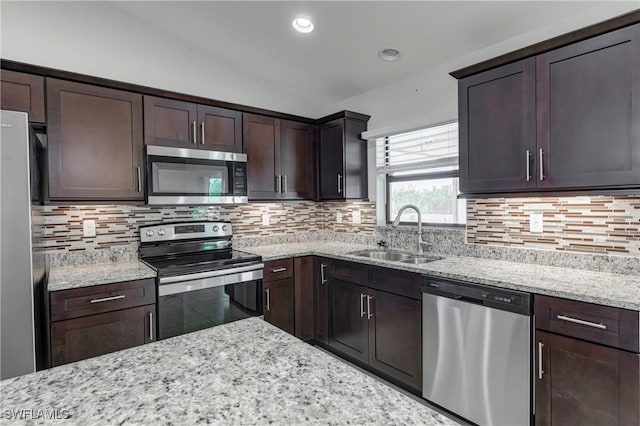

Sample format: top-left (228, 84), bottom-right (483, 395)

top-left (376, 121), bottom-right (459, 174)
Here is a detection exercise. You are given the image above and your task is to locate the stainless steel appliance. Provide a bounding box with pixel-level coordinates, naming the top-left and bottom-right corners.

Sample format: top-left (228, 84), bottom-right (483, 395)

top-left (0, 110), bottom-right (47, 379)
top-left (139, 221), bottom-right (263, 340)
top-left (422, 278), bottom-right (532, 426)
top-left (145, 146), bottom-right (248, 205)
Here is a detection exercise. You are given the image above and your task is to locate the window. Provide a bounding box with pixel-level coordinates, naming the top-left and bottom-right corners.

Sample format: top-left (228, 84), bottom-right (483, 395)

top-left (377, 122), bottom-right (466, 225)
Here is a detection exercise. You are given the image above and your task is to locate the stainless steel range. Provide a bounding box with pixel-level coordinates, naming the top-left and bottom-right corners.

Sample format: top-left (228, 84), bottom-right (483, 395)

top-left (139, 221), bottom-right (263, 340)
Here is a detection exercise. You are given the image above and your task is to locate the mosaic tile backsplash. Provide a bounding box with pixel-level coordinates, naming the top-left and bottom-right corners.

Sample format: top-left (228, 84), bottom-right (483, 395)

top-left (40, 202), bottom-right (377, 253)
top-left (467, 196), bottom-right (640, 257)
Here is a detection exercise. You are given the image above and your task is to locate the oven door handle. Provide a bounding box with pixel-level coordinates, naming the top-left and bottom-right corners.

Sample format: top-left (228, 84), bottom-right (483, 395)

top-left (158, 263), bottom-right (264, 285)
top-left (158, 264), bottom-right (264, 297)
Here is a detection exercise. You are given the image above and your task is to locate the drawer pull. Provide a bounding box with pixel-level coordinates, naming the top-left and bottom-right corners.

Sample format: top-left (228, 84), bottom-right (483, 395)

top-left (90, 294), bottom-right (126, 304)
top-left (557, 314), bottom-right (607, 330)
top-left (271, 267), bottom-right (287, 273)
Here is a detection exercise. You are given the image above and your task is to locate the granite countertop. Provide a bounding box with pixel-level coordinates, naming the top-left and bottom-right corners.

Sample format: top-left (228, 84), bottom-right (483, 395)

top-left (0, 318), bottom-right (457, 425)
top-left (244, 242), bottom-right (640, 311)
top-left (48, 261), bottom-right (157, 292)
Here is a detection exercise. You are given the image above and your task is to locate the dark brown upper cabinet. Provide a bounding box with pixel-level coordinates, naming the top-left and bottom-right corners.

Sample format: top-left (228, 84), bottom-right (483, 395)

top-left (459, 58), bottom-right (537, 193)
top-left (243, 113), bottom-right (315, 200)
top-left (537, 24), bottom-right (640, 190)
top-left (457, 23), bottom-right (640, 195)
top-left (1, 70), bottom-right (45, 123)
top-left (144, 96), bottom-right (242, 152)
top-left (318, 112), bottom-right (369, 201)
top-left (47, 78), bottom-right (144, 201)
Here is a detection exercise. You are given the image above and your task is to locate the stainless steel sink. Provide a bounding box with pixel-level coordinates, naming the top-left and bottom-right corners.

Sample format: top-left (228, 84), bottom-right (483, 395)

top-left (348, 250), bottom-right (413, 262)
top-left (400, 256), bottom-right (442, 264)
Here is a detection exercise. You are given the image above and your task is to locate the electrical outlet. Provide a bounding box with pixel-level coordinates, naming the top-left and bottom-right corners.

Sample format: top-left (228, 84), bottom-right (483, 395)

top-left (530, 212), bottom-right (544, 233)
top-left (83, 220), bottom-right (96, 238)
top-left (336, 212), bottom-right (343, 224)
top-left (261, 213), bottom-right (270, 226)
top-left (352, 210), bottom-right (361, 224)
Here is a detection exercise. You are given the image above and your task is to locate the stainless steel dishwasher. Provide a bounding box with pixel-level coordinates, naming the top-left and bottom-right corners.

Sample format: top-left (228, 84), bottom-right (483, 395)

top-left (422, 278), bottom-right (532, 426)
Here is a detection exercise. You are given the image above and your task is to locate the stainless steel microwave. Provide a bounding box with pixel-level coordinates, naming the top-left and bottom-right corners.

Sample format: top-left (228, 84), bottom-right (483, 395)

top-left (145, 146), bottom-right (248, 205)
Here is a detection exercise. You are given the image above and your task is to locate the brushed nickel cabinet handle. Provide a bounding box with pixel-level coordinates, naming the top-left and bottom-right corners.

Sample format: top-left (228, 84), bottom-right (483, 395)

top-left (271, 267), bottom-right (287, 273)
top-left (526, 150), bottom-right (532, 182)
top-left (367, 295), bottom-right (374, 319)
top-left (275, 175), bottom-right (281, 193)
top-left (538, 341), bottom-right (544, 380)
top-left (360, 293), bottom-right (366, 318)
top-left (137, 166), bottom-right (142, 192)
top-left (149, 311), bottom-right (154, 341)
top-left (90, 294), bottom-right (126, 304)
top-left (201, 122), bottom-right (205, 145)
top-left (337, 174), bottom-right (342, 194)
top-left (539, 149), bottom-right (545, 181)
top-left (192, 121), bottom-right (197, 144)
top-left (283, 175), bottom-right (288, 193)
top-left (320, 263), bottom-right (327, 284)
top-left (265, 289), bottom-right (271, 311)
top-left (557, 315), bottom-right (607, 330)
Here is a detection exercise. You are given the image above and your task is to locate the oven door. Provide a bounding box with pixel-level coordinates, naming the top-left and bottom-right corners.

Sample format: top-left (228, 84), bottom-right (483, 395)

top-left (156, 264), bottom-right (263, 340)
top-left (145, 146), bottom-right (247, 205)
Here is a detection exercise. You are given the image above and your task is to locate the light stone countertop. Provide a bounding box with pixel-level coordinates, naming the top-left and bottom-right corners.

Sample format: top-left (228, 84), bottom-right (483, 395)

top-left (47, 261), bottom-right (157, 292)
top-left (0, 317), bottom-right (458, 425)
top-left (244, 242), bottom-right (640, 311)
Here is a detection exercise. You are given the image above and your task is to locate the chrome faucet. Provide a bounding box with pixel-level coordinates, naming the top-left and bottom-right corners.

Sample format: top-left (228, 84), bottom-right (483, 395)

top-left (392, 204), bottom-right (423, 253)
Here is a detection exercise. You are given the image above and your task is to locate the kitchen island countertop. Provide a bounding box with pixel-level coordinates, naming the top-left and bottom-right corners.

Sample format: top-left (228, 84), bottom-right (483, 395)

top-left (0, 317), bottom-right (457, 425)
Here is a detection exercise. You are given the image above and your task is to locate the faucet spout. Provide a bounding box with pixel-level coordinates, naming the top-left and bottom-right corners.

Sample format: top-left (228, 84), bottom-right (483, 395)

top-left (392, 204), bottom-right (423, 253)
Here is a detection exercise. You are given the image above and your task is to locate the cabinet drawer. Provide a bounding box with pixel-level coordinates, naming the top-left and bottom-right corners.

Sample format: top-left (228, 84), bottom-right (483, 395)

top-left (327, 259), bottom-right (368, 284)
top-left (535, 295), bottom-right (639, 352)
top-left (368, 266), bottom-right (423, 300)
top-left (50, 279), bottom-right (156, 322)
top-left (263, 258), bottom-right (293, 282)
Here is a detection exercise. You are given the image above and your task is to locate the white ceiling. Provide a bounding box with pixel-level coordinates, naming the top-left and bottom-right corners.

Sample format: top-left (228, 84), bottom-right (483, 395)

top-left (110, 1), bottom-right (635, 116)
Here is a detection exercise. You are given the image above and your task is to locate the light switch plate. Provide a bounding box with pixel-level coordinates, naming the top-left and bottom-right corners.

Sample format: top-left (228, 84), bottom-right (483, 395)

top-left (336, 212), bottom-right (343, 224)
top-left (530, 212), bottom-right (543, 233)
top-left (261, 213), bottom-right (270, 226)
top-left (83, 220), bottom-right (96, 238)
top-left (352, 210), bottom-right (361, 224)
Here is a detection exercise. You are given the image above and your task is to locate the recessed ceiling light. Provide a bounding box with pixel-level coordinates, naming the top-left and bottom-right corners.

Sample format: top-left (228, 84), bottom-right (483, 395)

top-left (378, 48), bottom-right (401, 62)
top-left (292, 17), bottom-right (314, 34)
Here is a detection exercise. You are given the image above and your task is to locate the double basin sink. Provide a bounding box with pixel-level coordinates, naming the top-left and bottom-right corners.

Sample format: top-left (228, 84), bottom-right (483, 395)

top-left (348, 249), bottom-right (442, 264)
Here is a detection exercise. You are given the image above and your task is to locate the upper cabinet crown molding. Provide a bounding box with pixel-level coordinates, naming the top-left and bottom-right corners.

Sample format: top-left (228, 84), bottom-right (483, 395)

top-left (458, 21), bottom-right (640, 196)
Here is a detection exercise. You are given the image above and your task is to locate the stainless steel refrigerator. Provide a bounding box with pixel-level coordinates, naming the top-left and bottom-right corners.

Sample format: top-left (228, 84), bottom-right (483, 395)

top-left (1, 110), bottom-right (47, 380)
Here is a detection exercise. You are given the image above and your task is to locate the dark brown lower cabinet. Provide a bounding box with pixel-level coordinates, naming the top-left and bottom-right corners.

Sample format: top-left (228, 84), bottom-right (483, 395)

top-left (314, 258), bottom-right (330, 344)
top-left (535, 330), bottom-right (639, 426)
top-left (51, 305), bottom-right (155, 367)
top-left (263, 278), bottom-right (295, 335)
top-left (294, 256), bottom-right (314, 341)
top-left (327, 264), bottom-right (422, 391)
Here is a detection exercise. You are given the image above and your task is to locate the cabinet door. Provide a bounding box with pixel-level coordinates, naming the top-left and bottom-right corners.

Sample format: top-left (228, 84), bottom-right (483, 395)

top-left (294, 256), bottom-right (315, 341)
top-left (280, 120), bottom-right (316, 200)
top-left (264, 278), bottom-right (294, 335)
top-left (459, 58), bottom-right (537, 193)
top-left (537, 24), bottom-right (640, 189)
top-left (197, 105), bottom-right (242, 152)
top-left (319, 119), bottom-right (345, 200)
top-left (328, 278), bottom-right (369, 363)
top-left (0, 70), bottom-right (45, 123)
top-left (343, 118), bottom-right (368, 200)
top-left (47, 79), bottom-right (144, 200)
top-left (144, 96), bottom-right (197, 148)
top-left (368, 289), bottom-right (422, 390)
top-left (50, 305), bottom-right (155, 367)
top-left (243, 113), bottom-right (280, 200)
top-left (535, 330), bottom-right (639, 426)
top-left (314, 258), bottom-right (330, 344)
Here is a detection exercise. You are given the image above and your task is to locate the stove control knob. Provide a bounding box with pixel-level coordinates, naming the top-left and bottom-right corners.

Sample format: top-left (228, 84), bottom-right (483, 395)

top-left (146, 230), bottom-right (154, 237)
top-left (213, 225), bottom-right (219, 232)
top-left (222, 225), bottom-right (228, 231)
top-left (158, 229), bottom-right (166, 236)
